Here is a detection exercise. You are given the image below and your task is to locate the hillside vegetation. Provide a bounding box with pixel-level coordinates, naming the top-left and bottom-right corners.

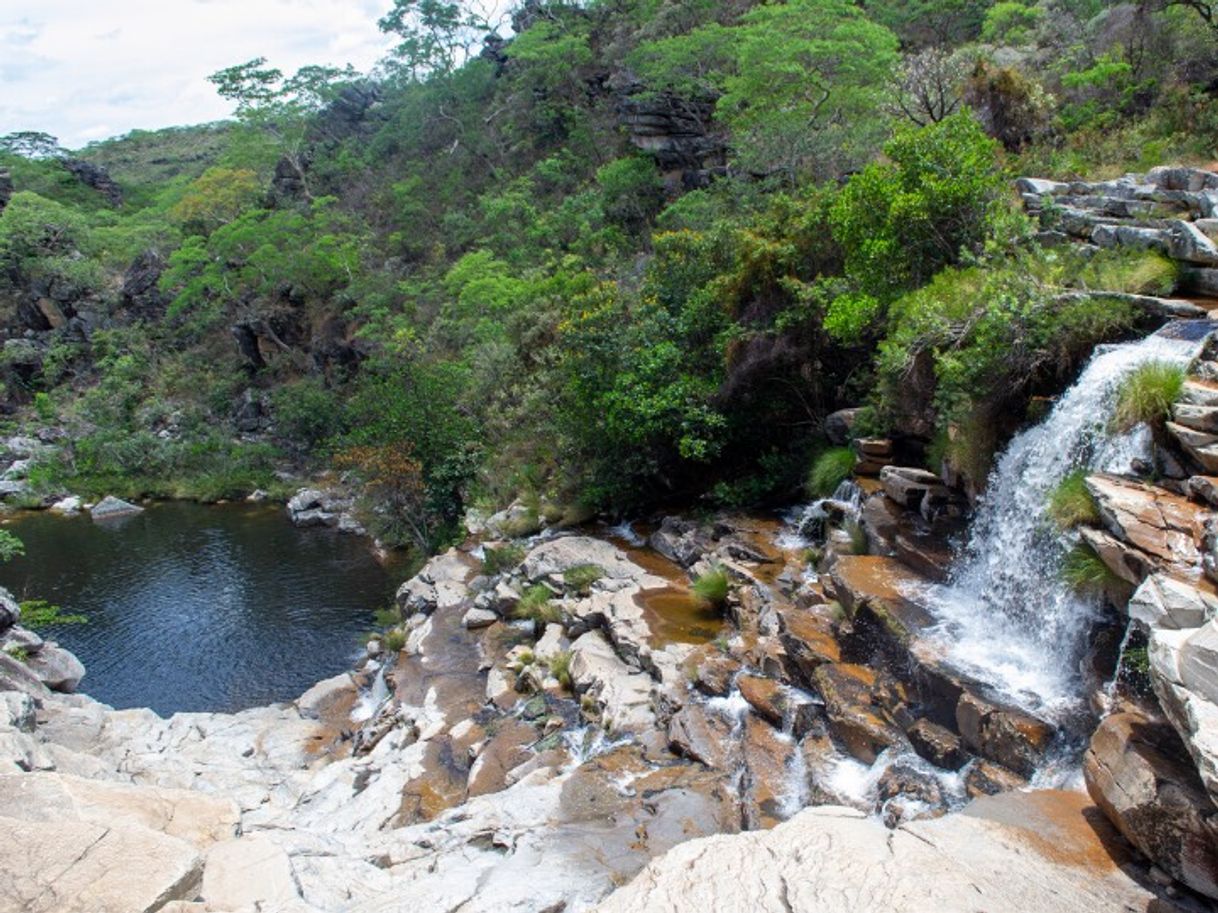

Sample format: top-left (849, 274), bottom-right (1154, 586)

top-left (1, 0), bottom-right (1216, 554)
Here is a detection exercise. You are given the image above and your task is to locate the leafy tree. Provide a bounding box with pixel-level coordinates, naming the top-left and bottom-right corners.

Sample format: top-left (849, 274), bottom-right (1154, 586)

top-left (0, 132), bottom-right (63, 159)
top-left (378, 0), bottom-right (501, 79)
top-left (169, 167), bottom-right (261, 233)
top-left (718, 0), bottom-right (900, 178)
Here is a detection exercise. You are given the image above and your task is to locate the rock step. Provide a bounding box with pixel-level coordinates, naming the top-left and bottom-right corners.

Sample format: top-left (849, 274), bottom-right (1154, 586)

top-left (592, 790), bottom-right (1185, 913)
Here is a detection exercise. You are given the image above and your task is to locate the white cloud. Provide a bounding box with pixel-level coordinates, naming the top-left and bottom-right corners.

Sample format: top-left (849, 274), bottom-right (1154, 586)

top-left (0, 0), bottom-right (397, 149)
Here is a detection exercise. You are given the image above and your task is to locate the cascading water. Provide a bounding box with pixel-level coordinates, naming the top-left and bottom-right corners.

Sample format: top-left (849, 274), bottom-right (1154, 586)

top-left (926, 323), bottom-right (1211, 723)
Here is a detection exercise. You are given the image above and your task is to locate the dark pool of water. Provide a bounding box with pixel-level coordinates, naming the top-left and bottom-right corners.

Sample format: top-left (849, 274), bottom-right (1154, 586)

top-left (0, 502), bottom-right (396, 715)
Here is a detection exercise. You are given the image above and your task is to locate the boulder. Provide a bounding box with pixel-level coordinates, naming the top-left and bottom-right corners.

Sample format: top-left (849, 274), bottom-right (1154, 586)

top-left (741, 715), bottom-right (794, 830)
top-left (23, 641), bottom-right (85, 692)
top-left (89, 495), bottom-right (144, 521)
top-left (667, 703), bottom-right (731, 770)
top-left (964, 759), bottom-right (1027, 797)
top-left (569, 629), bottom-right (656, 734)
top-left (879, 466), bottom-right (948, 511)
top-left (462, 607), bottom-right (499, 629)
top-left (522, 536), bottom-right (644, 582)
top-left (49, 495), bottom-right (83, 515)
top-left (1128, 573), bottom-right (1218, 630)
top-left (0, 587), bottom-right (19, 632)
top-left (1086, 474), bottom-right (1205, 569)
top-left (907, 718), bottom-right (968, 771)
top-left (1150, 626), bottom-right (1218, 807)
top-left (1085, 711), bottom-right (1218, 899)
top-left (824, 408), bottom-right (863, 446)
top-left (955, 691), bottom-right (1053, 778)
top-left (776, 606), bottom-right (840, 687)
top-left (812, 663), bottom-right (907, 763)
top-left (1168, 422), bottom-right (1218, 473)
top-left (1174, 403), bottom-right (1218, 434)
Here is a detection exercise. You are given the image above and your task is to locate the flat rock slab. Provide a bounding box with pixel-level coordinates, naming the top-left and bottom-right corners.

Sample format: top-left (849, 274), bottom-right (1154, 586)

top-left (593, 790), bottom-right (1182, 913)
top-left (0, 813), bottom-right (202, 913)
top-left (0, 771), bottom-right (240, 849)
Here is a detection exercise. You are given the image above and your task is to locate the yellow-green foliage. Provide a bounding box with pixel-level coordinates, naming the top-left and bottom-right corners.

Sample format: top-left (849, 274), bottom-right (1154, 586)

top-left (563, 563), bottom-right (604, 594)
top-left (1047, 470), bottom-right (1100, 529)
top-left (1112, 362), bottom-right (1185, 432)
top-left (548, 650), bottom-right (573, 689)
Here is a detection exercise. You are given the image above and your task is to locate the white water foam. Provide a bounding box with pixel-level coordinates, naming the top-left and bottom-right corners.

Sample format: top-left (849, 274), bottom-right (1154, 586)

top-left (351, 660), bottom-right (390, 723)
top-left (926, 329), bottom-right (1204, 721)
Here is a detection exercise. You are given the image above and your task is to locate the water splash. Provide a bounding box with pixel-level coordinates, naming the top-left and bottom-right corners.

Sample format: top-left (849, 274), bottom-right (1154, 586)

top-left (778, 480), bottom-right (864, 551)
top-left (927, 328), bottom-right (1205, 720)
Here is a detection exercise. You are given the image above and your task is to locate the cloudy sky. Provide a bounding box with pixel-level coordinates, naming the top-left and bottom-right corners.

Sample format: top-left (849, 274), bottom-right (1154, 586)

top-left (0, 0), bottom-right (397, 149)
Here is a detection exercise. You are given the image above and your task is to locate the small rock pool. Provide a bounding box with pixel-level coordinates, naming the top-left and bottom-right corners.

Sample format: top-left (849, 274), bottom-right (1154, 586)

top-left (0, 501), bottom-right (398, 715)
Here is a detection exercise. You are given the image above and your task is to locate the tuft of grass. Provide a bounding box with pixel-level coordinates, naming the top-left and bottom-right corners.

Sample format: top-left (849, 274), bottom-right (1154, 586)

top-left (1047, 471), bottom-right (1100, 529)
top-left (808, 447), bottom-right (855, 498)
top-left (1111, 361), bottom-right (1185, 432)
top-left (843, 518), bottom-right (868, 555)
top-left (513, 584), bottom-right (562, 624)
top-left (1061, 543), bottom-right (1123, 594)
top-left (482, 543), bottom-right (526, 576)
top-left (4, 646), bottom-right (29, 663)
top-left (382, 628), bottom-right (408, 653)
top-left (691, 566), bottom-right (730, 608)
top-left (548, 650), bottom-right (573, 689)
top-left (563, 563), bottom-right (604, 594)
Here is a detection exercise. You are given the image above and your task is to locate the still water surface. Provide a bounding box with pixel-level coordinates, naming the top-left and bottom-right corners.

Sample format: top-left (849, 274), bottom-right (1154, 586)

top-left (0, 501), bottom-right (395, 715)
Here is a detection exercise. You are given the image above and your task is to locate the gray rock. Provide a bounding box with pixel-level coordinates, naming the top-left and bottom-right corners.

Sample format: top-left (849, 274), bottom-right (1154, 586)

top-left (25, 641), bottom-right (85, 692)
top-left (90, 495), bottom-right (144, 521)
top-left (462, 607), bottom-right (498, 629)
top-left (1129, 574), bottom-right (1218, 630)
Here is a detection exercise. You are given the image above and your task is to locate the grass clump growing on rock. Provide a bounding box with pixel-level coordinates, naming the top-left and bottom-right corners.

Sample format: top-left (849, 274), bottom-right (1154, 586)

top-left (691, 566), bottom-right (730, 608)
top-left (1080, 250), bottom-right (1178, 297)
top-left (563, 564), bottom-right (604, 594)
top-left (548, 650), bottom-right (573, 690)
top-left (513, 585), bottom-right (562, 624)
top-left (382, 628), bottom-right (408, 653)
top-left (482, 543), bottom-right (526, 576)
top-left (1047, 471), bottom-right (1100, 529)
top-left (1061, 543), bottom-right (1123, 595)
top-left (1111, 362), bottom-right (1185, 432)
top-left (808, 447), bottom-right (855, 498)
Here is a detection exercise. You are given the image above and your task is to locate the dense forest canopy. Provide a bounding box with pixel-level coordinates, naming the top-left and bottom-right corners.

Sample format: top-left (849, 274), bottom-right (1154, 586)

top-left (1, 0), bottom-right (1217, 554)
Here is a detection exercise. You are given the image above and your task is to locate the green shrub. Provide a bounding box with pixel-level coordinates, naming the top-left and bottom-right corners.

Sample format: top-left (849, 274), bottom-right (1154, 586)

top-left (513, 584), bottom-right (562, 624)
top-left (382, 628), bottom-right (408, 652)
top-left (1112, 362), bottom-right (1185, 432)
top-left (843, 518), bottom-right (868, 555)
top-left (563, 563), bottom-right (604, 594)
top-left (482, 543), bottom-right (526, 576)
top-left (1047, 471), bottom-right (1100, 529)
top-left (808, 447), bottom-right (855, 498)
top-left (691, 566), bottom-right (730, 608)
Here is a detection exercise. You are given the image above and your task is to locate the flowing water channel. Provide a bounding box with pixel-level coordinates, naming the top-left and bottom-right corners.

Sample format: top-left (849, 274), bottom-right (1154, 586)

top-left (0, 501), bottom-right (397, 715)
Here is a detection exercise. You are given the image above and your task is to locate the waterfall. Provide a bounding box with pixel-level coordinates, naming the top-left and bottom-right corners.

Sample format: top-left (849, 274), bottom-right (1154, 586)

top-left (926, 323), bottom-right (1209, 721)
